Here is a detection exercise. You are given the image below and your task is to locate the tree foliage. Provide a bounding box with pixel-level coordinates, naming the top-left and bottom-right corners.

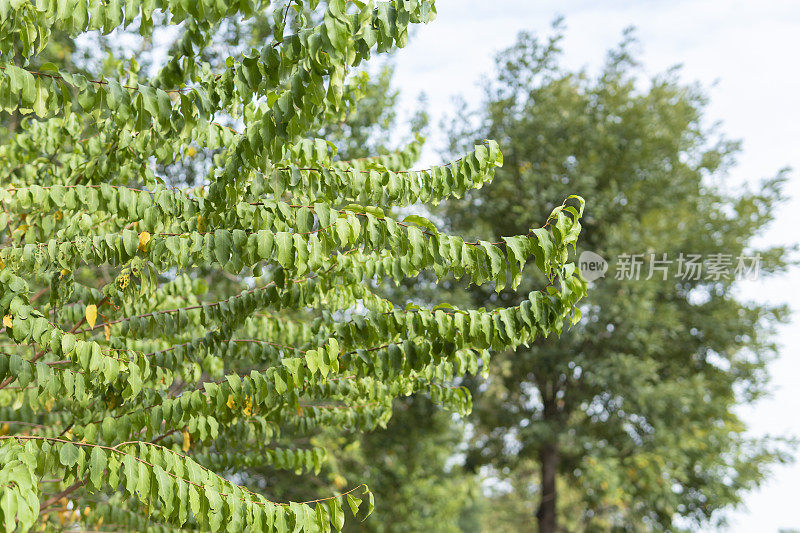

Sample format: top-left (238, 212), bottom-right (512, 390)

top-left (441, 26), bottom-right (792, 531)
top-left (0, 2), bottom-right (586, 531)
top-left (235, 67), bottom-right (482, 532)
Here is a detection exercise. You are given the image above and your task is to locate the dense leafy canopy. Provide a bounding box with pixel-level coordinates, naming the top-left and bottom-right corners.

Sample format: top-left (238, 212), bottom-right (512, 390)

top-left (234, 68), bottom-right (485, 532)
top-left (0, 2), bottom-right (587, 531)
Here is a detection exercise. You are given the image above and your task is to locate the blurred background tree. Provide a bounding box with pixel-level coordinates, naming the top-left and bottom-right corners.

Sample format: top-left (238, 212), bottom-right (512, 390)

top-left (440, 23), bottom-right (794, 532)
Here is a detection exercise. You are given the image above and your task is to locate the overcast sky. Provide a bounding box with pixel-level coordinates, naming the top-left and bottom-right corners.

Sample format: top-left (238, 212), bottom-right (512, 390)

top-left (390, 1), bottom-right (800, 530)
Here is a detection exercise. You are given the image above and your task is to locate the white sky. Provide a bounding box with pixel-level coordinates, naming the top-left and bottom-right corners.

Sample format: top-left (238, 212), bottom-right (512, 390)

top-left (390, 1), bottom-right (800, 530)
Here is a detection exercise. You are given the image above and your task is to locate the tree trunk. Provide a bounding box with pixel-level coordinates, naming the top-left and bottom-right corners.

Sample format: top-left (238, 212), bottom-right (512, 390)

top-left (536, 388), bottom-right (560, 533)
top-left (536, 440), bottom-right (558, 533)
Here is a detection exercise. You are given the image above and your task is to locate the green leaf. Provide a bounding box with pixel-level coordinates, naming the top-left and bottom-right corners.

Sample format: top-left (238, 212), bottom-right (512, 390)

top-left (33, 77), bottom-right (48, 116)
top-left (59, 442), bottom-right (81, 467)
top-left (5, 65), bottom-right (36, 104)
top-left (89, 446), bottom-right (107, 490)
top-left (257, 229), bottom-right (275, 259)
top-left (275, 231), bottom-right (294, 268)
top-left (364, 487), bottom-right (374, 519)
top-left (328, 498), bottom-right (345, 531)
top-left (122, 229), bottom-right (138, 257)
top-left (403, 214), bottom-right (437, 233)
top-left (214, 229), bottom-right (232, 264)
top-left (346, 493), bottom-right (361, 517)
top-left (296, 206), bottom-right (314, 233)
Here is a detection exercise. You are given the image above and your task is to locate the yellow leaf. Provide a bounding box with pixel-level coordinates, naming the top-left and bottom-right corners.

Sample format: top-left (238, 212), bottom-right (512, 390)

top-left (59, 268), bottom-right (69, 278)
top-left (226, 395), bottom-right (236, 409)
top-left (0, 423), bottom-right (9, 436)
top-left (138, 231), bottom-right (151, 252)
top-left (85, 304), bottom-right (97, 329)
top-left (182, 430), bottom-right (191, 452)
top-left (2, 315), bottom-right (12, 328)
top-left (0, 257), bottom-right (4, 270)
top-left (104, 324), bottom-right (111, 341)
top-left (117, 270), bottom-right (130, 290)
